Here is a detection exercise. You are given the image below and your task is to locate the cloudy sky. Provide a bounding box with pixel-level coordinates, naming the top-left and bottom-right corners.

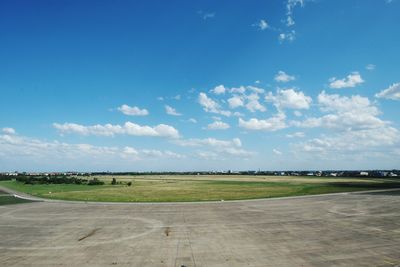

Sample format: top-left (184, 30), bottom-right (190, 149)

top-left (1, 0), bottom-right (399, 171)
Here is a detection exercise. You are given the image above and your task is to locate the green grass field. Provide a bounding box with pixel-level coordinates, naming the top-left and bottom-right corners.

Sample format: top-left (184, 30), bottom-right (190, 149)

top-left (1, 176), bottom-right (399, 202)
top-left (0, 189), bottom-right (34, 205)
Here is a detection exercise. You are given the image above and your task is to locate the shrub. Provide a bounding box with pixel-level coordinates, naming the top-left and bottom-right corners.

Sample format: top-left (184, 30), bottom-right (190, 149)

top-left (88, 178), bottom-right (104, 185)
top-left (111, 178), bottom-right (117, 185)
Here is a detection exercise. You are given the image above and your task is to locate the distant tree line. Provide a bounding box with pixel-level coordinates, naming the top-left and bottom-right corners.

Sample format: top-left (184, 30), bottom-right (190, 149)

top-left (89, 170), bottom-right (400, 178)
top-left (13, 175), bottom-right (104, 185)
top-left (0, 174), bottom-right (15, 181)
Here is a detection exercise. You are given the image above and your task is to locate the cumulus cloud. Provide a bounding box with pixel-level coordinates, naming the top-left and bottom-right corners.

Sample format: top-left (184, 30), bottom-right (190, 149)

top-left (117, 104), bottom-right (149, 116)
top-left (245, 93), bottom-right (266, 112)
top-left (266, 88), bottom-right (312, 110)
top-left (2, 127), bottom-right (16, 135)
top-left (329, 72), bottom-right (364, 89)
top-left (198, 92), bottom-right (231, 116)
top-left (227, 95), bottom-right (244, 109)
top-left (211, 85), bottom-right (226, 95)
top-left (165, 105), bottom-right (182, 116)
top-left (292, 91), bottom-right (387, 130)
top-left (238, 113), bottom-right (287, 131)
top-left (229, 86), bottom-right (246, 94)
top-left (247, 86), bottom-right (265, 94)
top-left (274, 71), bottom-right (295, 82)
top-left (375, 83), bottom-right (400, 100)
top-left (53, 122), bottom-right (180, 138)
top-left (207, 121), bottom-right (230, 130)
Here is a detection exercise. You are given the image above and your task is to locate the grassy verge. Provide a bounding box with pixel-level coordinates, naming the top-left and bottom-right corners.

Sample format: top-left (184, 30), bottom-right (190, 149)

top-left (0, 195), bottom-right (34, 205)
top-left (1, 177), bottom-right (400, 202)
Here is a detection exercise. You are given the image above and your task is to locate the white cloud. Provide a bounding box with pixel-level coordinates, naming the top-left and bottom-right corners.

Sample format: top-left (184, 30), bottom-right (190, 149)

top-left (229, 86), bottom-right (246, 94)
top-left (2, 128), bottom-right (16, 135)
top-left (328, 72), bottom-right (364, 89)
top-left (285, 0), bottom-right (305, 28)
top-left (53, 122), bottom-right (180, 139)
top-left (165, 105), bottom-right (182, 116)
top-left (123, 146), bottom-right (139, 155)
top-left (174, 137), bottom-right (253, 158)
top-left (375, 83), bottom-right (400, 100)
top-left (227, 95), bottom-right (244, 109)
top-left (238, 113), bottom-right (287, 131)
top-left (0, 133), bottom-right (185, 168)
top-left (294, 110), bottom-right (302, 117)
top-left (273, 148), bottom-right (283, 155)
top-left (365, 64), bottom-right (376, 71)
top-left (198, 92), bottom-right (219, 112)
top-left (292, 91), bottom-right (387, 130)
top-left (211, 85), bottom-right (226, 95)
top-left (188, 118), bottom-right (197, 123)
top-left (117, 104), bottom-right (149, 116)
top-left (198, 92), bottom-right (231, 116)
top-left (247, 86), bottom-right (265, 94)
top-left (286, 16), bottom-right (295, 27)
top-left (198, 10), bottom-right (215, 20)
top-left (266, 88), bottom-right (312, 110)
top-left (202, 12), bottom-right (215, 20)
top-left (274, 71), bottom-right (295, 82)
top-left (174, 137), bottom-right (241, 148)
top-left (233, 111), bottom-right (244, 117)
top-left (279, 30), bottom-right (296, 42)
top-left (254, 19), bottom-right (269, 30)
top-left (286, 132), bottom-right (305, 138)
top-left (207, 121), bottom-right (230, 130)
top-left (245, 93), bottom-right (266, 112)
top-left (296, 127), bottom-right (399, 154)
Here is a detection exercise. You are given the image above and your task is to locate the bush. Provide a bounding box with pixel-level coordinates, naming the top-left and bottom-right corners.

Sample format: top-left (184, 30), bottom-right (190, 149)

top-left (111, 178), bottom-right (117, 185)
top-left (88, 178), bottom-right (104, 185)
top-left (127, 181), bottom-right (132, 186)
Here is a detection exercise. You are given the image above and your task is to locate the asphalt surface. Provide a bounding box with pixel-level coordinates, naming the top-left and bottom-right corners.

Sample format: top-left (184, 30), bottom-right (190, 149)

top-left (0, 190), bottom-right (399, 266)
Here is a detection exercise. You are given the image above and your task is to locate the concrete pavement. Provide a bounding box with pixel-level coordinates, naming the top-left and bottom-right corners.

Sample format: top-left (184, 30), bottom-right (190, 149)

top-left (1, 190), bottom-right (399, 266)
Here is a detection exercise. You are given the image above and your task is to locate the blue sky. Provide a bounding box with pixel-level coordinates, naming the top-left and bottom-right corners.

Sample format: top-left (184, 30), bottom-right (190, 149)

top-left (1, 0), bottom-right (399, 171)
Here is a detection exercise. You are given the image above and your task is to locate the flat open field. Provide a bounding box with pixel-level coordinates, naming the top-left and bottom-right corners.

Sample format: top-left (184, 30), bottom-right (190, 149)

top-left (1, 175), bottom-right (400, 202)
top-left (0, 189), bottom-right (399, 266)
